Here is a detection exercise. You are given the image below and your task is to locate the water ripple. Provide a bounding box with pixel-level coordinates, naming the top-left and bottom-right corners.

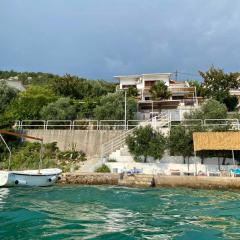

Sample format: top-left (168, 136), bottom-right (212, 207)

top-left (1, 186), bottom-right (240, 239)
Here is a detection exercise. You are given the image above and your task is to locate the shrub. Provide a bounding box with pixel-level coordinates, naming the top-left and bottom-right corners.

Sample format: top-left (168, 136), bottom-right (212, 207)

top-left (95, 164), bottom-right (111, 173)
top-left (126, 125), bottom-right (166, 162)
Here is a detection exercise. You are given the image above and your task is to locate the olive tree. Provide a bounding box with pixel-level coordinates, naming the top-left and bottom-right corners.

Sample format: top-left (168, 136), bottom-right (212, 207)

top-left (94, 92), bottom-right (137, 120)
top-left (184, 99), bottom-right (227, 120)
top-left (40, 97), bottom-right (78, 120)
top-left (126, 125), bottom-right (166, 162)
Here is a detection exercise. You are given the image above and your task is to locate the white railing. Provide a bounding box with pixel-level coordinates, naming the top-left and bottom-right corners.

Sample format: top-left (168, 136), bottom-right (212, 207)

top-left (72, 120), bottom-right (98, 130)
top-left (101, 113), bottom-right (170, 159)
top-left (15, 118), bottom-right (240, 131)
top-left (203, 119), bottom-right (239, 130)
top-left (21, 120), bottom-right (46, 129)
top-left (99, 120), bottom-right (126, 130)
top-left (46, 120), bottom-right (72, 130)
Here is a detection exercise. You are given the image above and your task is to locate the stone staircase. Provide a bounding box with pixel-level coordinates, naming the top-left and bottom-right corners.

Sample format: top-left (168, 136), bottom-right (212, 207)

top-left (118, 174), bottom-right (155, 187)
top-left (101, 113), bottom-right (170, 161)
top-left (79, 114), bottom-right (170, 173)
top-left (109, 145), bottom-right (134, 162)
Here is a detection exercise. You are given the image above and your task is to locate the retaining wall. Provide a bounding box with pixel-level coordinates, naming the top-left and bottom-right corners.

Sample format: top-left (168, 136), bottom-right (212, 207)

top-left (60, 172), bottom-right (240, 189)
top-left (25, 130), bottom-right (125, 157)
top-left (61, 172), bottom-right (119, 185)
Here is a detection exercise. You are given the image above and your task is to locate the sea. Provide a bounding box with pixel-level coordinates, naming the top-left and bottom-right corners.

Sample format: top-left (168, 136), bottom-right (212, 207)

top-left (0, 185), bottom-right (240, 239)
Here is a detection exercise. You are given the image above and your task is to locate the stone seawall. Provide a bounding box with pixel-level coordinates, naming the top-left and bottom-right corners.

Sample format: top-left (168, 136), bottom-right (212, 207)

top-left (61, 173), bottom-right (119, 185)
top-left (155, 175), bottom-right (240, 189)
top-left (60, 173), bottom-right (240, 189)
top-left (25, 130), bottom-right (125, 157)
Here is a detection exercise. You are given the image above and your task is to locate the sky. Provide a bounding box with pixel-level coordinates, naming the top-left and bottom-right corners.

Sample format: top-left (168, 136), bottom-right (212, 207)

top-left (1, 0), bottom-right (240, 81)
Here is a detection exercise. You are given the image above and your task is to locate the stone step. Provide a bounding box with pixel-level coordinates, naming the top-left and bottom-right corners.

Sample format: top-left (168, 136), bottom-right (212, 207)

top-left (119, 174), bottom-right (155, 187)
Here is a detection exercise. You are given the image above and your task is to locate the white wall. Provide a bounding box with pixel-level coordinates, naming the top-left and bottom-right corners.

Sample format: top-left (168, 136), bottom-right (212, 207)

top-left (142, 74), bottom-right (170, 86)
top-left (119, 78), bottom-right (137, 89)
top-left (107, 162), bottom-right (235, 175)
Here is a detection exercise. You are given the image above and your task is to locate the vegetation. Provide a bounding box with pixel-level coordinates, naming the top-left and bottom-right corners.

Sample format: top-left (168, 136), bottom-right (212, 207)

top-left (4, 85), bottom-right (57, 120)
top-left (126, 125), bottom-right (166, 162)
top-left (0, 81), bottom-right (18, 114)
top-left (149, 81), bottom-right (171, 100)
top-left (1, 67), bottom-right (240, 168)
top-left (188, 80), bottom-right (203, 97)
top-left (40, 97), bottom-right (78, 120)
top-left (95, 164), bottom-right (111, 173)
top-left (0, 141), bottom-right (86, 172)
top-left (94, 92), bottom-right (137, 120)
top-left (184, 99), bottom-right (228, 120)
top-left (199, 66), bottom-right (240, 110)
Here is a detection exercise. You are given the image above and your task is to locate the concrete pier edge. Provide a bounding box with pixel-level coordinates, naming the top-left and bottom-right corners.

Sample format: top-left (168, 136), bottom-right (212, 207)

top-left (59, 173), bottom-right (240, 190)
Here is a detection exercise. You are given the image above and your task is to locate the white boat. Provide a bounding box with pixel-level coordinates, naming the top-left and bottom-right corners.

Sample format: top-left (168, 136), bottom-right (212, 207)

top-left (0, 130), bottom-right (62, 187)
top-left (0, 168), bottom-right (62, 187)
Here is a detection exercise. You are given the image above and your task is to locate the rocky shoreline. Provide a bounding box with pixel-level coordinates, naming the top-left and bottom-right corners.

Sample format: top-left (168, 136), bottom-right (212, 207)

top-left (59, 172), bottom-right (240, 190)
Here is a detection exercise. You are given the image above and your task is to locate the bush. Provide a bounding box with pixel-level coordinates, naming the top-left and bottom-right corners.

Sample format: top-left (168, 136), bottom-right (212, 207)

top-left (126, 125), bottom-right (166, 162)
top-left (4, 142), bottom-right (59, 170)
top-left (95, 164), bottom-right (111, 173)
top-left (57, 149), bottom-right (86, 162)
top-left (107, 158), bottom-right (117, 162)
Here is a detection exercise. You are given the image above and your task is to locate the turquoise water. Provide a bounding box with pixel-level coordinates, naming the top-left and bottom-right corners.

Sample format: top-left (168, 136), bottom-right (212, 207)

top-left (1, 186), bottom-right (240, 240)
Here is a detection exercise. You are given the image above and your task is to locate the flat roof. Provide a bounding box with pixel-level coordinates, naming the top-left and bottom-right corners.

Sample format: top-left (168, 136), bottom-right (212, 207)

top-left (114, 72), bottom-right (172, 80)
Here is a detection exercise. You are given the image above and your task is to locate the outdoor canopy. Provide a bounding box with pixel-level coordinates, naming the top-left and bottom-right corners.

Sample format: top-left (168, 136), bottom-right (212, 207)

top-left (193, 132), bottom-right (240, 152)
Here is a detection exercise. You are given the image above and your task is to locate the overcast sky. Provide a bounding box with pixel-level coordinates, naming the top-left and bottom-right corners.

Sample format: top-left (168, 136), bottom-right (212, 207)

top-left (0, 0), bottom-right (240, 80)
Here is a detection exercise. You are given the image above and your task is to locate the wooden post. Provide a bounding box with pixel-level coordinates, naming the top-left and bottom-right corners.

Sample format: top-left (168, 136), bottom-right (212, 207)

top-left (232, 150), bottom-right (236, 167)
top-left (194, 151), bottom-right (197, 176)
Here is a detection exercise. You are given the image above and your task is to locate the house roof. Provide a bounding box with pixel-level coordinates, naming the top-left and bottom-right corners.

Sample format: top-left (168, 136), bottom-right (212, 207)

top-left (114, 73), bottom-right (172, 80)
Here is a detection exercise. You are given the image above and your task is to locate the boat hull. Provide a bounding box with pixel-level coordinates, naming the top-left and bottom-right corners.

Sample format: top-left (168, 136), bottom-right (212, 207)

top-left (0, 168), bottom-right (62, 187)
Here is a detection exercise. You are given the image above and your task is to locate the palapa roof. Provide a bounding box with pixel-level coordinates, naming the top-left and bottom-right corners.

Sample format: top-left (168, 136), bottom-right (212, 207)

top-left (193, 132), bottom-right (240, 151)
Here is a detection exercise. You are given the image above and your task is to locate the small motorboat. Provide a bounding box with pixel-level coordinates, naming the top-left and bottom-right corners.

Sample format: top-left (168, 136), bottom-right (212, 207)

top-left (0, 130), bottom-right (62, 187)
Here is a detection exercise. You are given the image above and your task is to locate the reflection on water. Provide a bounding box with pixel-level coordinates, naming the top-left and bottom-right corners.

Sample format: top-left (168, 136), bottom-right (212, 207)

top-left (0, 188), bottom-right (9, 209)
top-left (1, 186), bottom-right (240, 239)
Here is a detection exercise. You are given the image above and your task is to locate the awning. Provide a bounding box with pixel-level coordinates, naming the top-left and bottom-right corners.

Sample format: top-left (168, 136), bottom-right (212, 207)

top-left (193, 132), bottom-right (240, 151)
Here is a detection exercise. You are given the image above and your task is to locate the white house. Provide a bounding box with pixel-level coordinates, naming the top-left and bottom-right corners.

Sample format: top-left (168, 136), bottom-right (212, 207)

top-left (114, 73), bottom-right (172, 101)
top-left (114, 72), bottom-right (199, 120)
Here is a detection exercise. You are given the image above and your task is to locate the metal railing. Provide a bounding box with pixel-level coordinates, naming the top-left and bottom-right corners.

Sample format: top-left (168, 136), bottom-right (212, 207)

top-left (101, 113), bottom-right (170, 158)
top-left (73, 120), bottom-right (98, 130)
top-left (99, 120), bottom-right (126, 130)
top-left (14, 118), bottom-right (240, 131)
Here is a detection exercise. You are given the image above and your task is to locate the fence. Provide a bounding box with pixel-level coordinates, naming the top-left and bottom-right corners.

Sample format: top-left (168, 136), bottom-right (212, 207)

top-left (14, 118), bottom-right (240, 131)
top-left (15, 120), bottom-right (142, 131)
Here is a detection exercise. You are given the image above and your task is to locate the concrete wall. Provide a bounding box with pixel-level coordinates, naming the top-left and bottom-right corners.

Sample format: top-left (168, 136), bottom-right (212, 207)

top-left (62, 173), bottom-right (119, 185)
top-left (25, 130), bottom-right (125, 157)
top-left (60, 172), bottom-right (240, 190)
top-left (107, 162), bottom-right (235, 175)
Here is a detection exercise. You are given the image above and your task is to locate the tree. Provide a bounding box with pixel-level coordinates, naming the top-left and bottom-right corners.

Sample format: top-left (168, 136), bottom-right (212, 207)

top-left (51, 74), bottom-right (90, 99)
top-left (199, 66), bottom-right (240, 103)
top-left (184, 99), bottom-right (227, 120)
top-left (127, 86), bottom-right (138, 98)
top-left (188, 80), bottom-right (203, 97)
top-left (5, 85), bottom-right (57, 120)
top-left (223, 95), bottom-right (238, 111)
top-left (126, 125), bottom-right (166, 162)
top-left (149, 81), bottom-right (171, 100)
top-left (169, 125), bottom-right (193, 164)
top-left (0, 81), bottom-right (18, 114)
top-left (93, 92), bottom-right (137, 120)
top-left (76, 99), bottom-right (98, 119)
top-left (40, 97), bottom-right (78, 120)
top-left (51, 74), bottom-right (116, 100)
